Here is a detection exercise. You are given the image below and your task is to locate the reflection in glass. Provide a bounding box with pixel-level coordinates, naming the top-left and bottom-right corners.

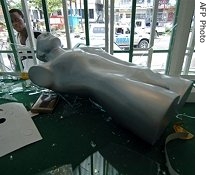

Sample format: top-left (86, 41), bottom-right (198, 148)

top-left (73, 151), bottom-right (118, 175)
top-left (73, 143), bottom-right (161, 175)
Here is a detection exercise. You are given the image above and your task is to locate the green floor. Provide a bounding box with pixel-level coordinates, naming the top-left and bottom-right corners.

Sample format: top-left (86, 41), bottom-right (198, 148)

top-left (0, 79), bottom-right (195, 175)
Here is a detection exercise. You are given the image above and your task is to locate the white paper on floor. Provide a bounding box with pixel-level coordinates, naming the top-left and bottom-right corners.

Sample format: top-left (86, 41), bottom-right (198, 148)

top-left (0, 102), bottom-right (42, 157)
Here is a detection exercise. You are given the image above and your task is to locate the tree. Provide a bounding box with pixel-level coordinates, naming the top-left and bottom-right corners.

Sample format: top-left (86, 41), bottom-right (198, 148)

top-left (30, 0), bottom-right (63, 15)
top-left (7, 0), bottom-right (22, 9)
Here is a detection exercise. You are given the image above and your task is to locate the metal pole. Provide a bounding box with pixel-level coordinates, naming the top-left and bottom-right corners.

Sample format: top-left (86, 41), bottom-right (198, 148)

top-left (83, 0), bottom-right (90, 46)
top-left (62, 0), bottom-right (72, 49)
top-left (129, 0), bottom-right (137, 62)
top-left (21, 0), bottom-right (37, 65)
top-left (41, 0), bottom-right (51, 32)
top-left (109, 0), bottom-right (115, 55)
top-left (104, 0), bottom-right (109, 52)
top-left (147, 0), bottom-right (159, 68)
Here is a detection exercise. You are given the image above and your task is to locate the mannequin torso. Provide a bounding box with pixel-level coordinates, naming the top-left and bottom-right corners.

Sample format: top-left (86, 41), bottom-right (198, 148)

top-left (28, 32), bottom-right (193, 144)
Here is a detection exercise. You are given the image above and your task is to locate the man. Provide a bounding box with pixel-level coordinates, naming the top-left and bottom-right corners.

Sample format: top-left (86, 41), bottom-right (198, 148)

top-left (8, 8), bottom-right (41, 71)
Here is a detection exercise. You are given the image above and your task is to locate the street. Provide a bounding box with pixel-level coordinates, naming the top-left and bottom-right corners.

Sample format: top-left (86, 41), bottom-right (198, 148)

top-left (1, 33), bottom-right (194, 73)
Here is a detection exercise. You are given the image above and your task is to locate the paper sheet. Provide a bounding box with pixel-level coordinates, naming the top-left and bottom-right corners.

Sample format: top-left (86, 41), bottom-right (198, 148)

top-left (0, 102), bottom-right (42, 157)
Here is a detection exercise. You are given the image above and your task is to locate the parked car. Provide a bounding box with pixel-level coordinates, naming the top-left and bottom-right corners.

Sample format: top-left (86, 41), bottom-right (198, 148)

top-left (80, 23), bottom-right (150, 49)
top-left (134, 19), bottom-right (165, 37)
top-left (114, 24), bottom-right (150, 48)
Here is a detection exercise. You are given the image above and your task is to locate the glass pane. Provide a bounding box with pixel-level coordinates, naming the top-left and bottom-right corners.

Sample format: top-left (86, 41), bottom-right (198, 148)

top-left (181, 15), bottom-right (195, 75)
top-left (153, 0), bottom-right (177, 50)
top-left (1, 0), bottom-right (194, 76)
top-left (132, 54), bottom-right (148, 66)
top-left (113, 52), bottom-right (129, 62)
top-left (189, 52), bottom-right (195, 75)
top-left (0, 4), bottom-right (12, 72)
top-left (151, 53), bottom-right (168, 73)
top-left (182, 53), bottom-right (195, 75)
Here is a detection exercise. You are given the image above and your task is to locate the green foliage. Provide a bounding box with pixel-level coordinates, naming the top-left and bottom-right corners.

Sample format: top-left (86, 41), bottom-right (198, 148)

top-left (7, 1), bottom-right (22, 9)
top-left (30, 0), bottom-right (63, 15)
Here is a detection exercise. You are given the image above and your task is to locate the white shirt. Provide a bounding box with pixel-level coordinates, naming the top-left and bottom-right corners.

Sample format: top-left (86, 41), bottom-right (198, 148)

top-left (16, 33), bottom-right (38, 72)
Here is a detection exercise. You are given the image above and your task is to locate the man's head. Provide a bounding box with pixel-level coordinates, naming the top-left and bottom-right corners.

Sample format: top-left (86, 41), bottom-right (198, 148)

top-left (9, 9), bottom-right (25, 32)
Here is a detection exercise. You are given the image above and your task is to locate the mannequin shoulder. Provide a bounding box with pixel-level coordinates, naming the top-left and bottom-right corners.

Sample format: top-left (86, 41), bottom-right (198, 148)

top-left (64, 49), bottom-right (89, 57)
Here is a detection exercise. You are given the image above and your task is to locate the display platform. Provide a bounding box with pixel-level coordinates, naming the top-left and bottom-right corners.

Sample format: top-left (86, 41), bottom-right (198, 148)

top-left (0, 78), bottom-right (195, 175)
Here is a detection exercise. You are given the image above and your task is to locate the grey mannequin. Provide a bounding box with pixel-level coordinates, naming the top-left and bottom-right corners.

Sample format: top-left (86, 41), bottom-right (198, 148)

top-left (29, 32), bottom-right (193, 144)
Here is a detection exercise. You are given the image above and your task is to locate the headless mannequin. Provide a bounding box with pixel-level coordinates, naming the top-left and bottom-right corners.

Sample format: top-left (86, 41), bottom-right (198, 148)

top-left (29, 32), bottom-right (193, 144)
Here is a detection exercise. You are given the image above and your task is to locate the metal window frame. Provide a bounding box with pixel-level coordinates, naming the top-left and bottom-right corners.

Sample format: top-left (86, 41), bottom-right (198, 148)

top-left (0, 0), bottom-right (195, 79)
